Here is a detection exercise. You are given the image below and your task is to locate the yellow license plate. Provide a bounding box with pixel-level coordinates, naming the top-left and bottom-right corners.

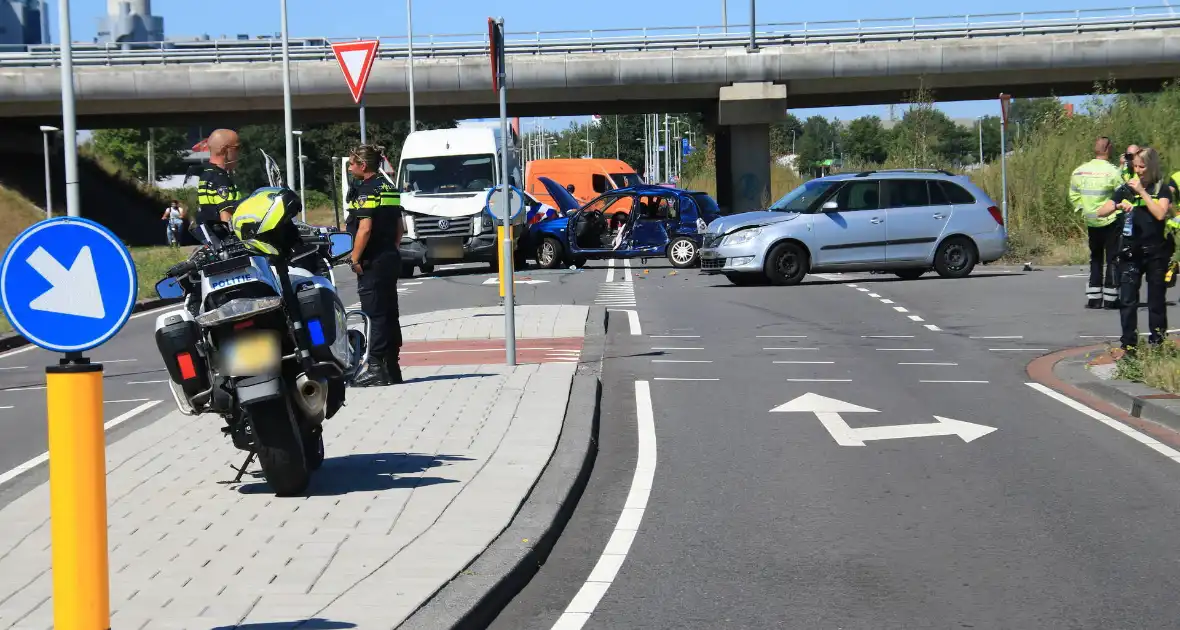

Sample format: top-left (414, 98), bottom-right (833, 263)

top-left (220, 330), bottom-right (281, 376)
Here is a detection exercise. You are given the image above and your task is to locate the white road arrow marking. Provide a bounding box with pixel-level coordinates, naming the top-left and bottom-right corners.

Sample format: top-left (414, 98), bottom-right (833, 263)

top-left (482, 278), bottom-right (550, 285)
top-left (26, 246), bottom-right (105, 319)
top-left (771, 393), bottom-right (996, 446)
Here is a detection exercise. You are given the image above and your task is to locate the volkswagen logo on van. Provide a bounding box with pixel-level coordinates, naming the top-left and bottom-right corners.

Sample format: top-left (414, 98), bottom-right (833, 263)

top-left (437, 219), bottom-right (451, 231)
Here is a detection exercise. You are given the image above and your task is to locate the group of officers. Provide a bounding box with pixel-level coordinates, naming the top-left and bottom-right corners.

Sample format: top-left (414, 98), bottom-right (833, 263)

top-left (191, 128), bottom-right (406, 388)
top-left (1071, 136), bottom-right (1180, 353)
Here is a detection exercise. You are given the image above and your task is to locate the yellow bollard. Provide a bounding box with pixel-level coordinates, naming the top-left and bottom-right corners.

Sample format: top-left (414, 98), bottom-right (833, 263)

top-left (497, 226), bottom-right (506, 299)
top-left (46, 360), bottom-right (110, 630)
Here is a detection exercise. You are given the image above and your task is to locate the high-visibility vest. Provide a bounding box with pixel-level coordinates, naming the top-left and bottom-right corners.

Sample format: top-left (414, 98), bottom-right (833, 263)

top-left (1068, 159), bottom-right (1123, 228)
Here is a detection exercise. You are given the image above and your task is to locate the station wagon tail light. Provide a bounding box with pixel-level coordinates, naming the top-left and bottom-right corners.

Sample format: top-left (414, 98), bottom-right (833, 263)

top-left (987, 206), bottom-right (1004, 226)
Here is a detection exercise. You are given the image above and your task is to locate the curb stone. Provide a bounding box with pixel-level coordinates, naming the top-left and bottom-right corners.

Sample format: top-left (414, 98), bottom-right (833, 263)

top-left (397, 305), bottom-right (607, 630)
top-left (1053, 349), bottom-right (1180, 434)
top-left (0, 296), bottom-right (182, 352)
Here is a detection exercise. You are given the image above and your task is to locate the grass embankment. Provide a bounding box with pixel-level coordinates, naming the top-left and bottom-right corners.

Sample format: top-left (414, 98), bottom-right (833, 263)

top-left (1114, 341), bottom-right (1180, 394)
top-left (0, 184), bottom-right (195, 335)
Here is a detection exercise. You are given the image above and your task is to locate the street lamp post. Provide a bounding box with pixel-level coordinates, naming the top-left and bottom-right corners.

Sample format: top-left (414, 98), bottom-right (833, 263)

top-left (280, 0), bottom-right (295, 186)
top-left (406, 0), bottom-right (416, 131)
top-left (748, 0), bottom-right (757, 52)
top-left (293, 130), bottom-right (305, 221)
top-left (977, 116), bottom-right (984, 164)
top-left (40, 125), bottom-right (57, 218)
top-left (57, 0), bottom-right (79, 217)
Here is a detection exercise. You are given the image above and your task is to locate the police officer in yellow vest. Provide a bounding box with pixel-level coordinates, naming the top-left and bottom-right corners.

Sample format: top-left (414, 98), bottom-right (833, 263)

top-left (1095, 147), bottom-right (1174, 352)
top-left (1069, 136), bottom-right (1125, 309)
top-left (194, 129), bottom-right (243, 245)
top-left (345, 144), bottom-right (405, 387)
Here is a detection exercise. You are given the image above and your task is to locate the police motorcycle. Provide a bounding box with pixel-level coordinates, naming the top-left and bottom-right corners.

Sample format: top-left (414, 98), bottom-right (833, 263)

top-left (153, 151), bottom-right (371, 496)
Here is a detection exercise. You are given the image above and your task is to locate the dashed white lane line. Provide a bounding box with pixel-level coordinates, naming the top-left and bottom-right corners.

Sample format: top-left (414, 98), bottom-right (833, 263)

top-left (651, 335), bottom-right (700, 339)
top-left (651, 360), bottom-right (712, 364)
top-left (651, 347), bottom-right (704, 351)
top-left (763, 347), bottom-right (819, 351)
top-left (0, 366), bottom-right (27, 371)
top-left (605, 258), bottom-right (616, 283)
top-left (990, 348), bottom-right (1050, 352)
top-left (624, 258), bottom-right (634, 283)
top-left (757, 335), bottom-right (808, 338)
top-left (900, 362), bottom-right (959, 366)
top-left (552, 381), bottom-right (655, 630)
top-left (862, 335), bottom-right (913, 339)
top-left (867, 293), bottom-right (882, 298)
top-left (857, 288), bottom-right (870, 292)
top-left (3, 386), bottom-right (45, 392)
top-left (654, 377), bottom-right (720, 382)
top-left (774, 361), bottom-right (835, 364)
top-left (127, 380), bottom-right (168, 385)
top-left (921, 380), bottom-right (990, 384)
top-left (0, 400), bottom-right (162, 487)
top-left (788, 378), bottom-right (852, 382)
top-left (104, 398), bottom-right (151, 404)
top-left (908, 315), bottom-right (925, 322)
top-left (1027, 382), bottom-right (1180, 464)
top-left (972, 335), bottom-right (1024, 339)
top-left (924, 324), bottom-right (942, 332)
top-left (880, 299), bottom-right (895, 304)
top-left (876, 348), bottom-right (934, 352)
top-left (893, 306), bottom-right (909, 313)
top-left (0, 406), bottom-right (12, 410)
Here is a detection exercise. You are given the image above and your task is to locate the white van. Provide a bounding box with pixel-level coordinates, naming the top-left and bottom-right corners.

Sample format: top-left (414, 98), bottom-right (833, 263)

top-left (393, 126), bottom-right (527, 274)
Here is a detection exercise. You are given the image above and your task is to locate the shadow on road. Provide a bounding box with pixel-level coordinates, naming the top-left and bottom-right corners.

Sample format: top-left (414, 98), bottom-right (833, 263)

top-left (701, 271), bottom-right (1025, 289)
top-left (237, 452), bottom-right (471, 497)
top-left (214, 619), bottom-right (356, 629)
top-left (402, 373), bottom-right (494, 384)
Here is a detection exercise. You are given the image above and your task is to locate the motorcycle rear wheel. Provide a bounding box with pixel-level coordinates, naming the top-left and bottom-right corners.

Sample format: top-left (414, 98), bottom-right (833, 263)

top-left (248, 396), bottom-right (311, 496)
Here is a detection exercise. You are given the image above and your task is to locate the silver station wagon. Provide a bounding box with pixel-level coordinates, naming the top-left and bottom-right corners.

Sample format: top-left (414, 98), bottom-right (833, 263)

top-left (699, 169), bottom-right (1008, 286)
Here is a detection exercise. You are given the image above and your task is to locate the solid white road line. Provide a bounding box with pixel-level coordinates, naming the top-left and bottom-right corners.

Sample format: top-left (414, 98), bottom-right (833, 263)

top-left (552, 381), bottom-right (656, 630)
top-left (774, 361), bottom-right (835, 364)
top-left (990, 348), bottom-right (1049, 352)
top-left (0, 366), bottom-right (27, 371)
top-left (0, 400), bottom-right (162, 487)
top-left (764, 347), bottom-right (819, 351)
top-left (104, 398), bottom-right (151, 404)
top-left (3, 386), bottom-right (45, 392)
top-left (0, 406), bottom-right (12, 410)
top-left (876, 348), bottom-right (934, 352)
top-left (98, 359), bottom-right (138, 364)
top-left (606, 258), bottom-right (616, 283)
top-left (1027, 382), bottom-right (1180, 463)
top-left (920, 380), bottom-right (989, 384)
top-left (862, 335), bottom-right (914, 338)
top-left (651, 360), bottom-right (712, 364)
top-left (0, 304), bottom-right (183, 360)
top-left (971, 335), bottom-right (1024, 339)
top-left (757, 335), bottom-right (808, 338)
top-left (788, 378), bottom-right (852, 382)
top-left (607, 309), bottom-right (642, 336)
top-left (651, 335), bottom-right (699, 338)
top-left (899, 362), bottom-right (959, 366)
top-left (127, 380), bottom-right (168, 385)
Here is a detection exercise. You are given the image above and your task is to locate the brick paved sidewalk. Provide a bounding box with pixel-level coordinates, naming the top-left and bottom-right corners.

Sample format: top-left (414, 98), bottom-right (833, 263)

top-left (0, 305), bottom-right (590, 630)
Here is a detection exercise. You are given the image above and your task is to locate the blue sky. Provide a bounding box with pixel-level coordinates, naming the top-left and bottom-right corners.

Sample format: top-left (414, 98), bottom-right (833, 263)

top-left (55, 0), bottom-right (1127, 131)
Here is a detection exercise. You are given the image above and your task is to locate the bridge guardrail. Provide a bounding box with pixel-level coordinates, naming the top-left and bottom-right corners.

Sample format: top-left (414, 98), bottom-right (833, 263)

top-left (1, 5), bottom-right (1177, 68)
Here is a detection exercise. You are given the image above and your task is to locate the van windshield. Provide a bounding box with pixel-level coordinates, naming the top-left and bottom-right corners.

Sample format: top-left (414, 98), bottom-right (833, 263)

top-left (400, 154), bottom-right (496, 194)
top-left (611, 173), bottom-right (644, 188)
top-left (769, 179), bottom-right (839, 212)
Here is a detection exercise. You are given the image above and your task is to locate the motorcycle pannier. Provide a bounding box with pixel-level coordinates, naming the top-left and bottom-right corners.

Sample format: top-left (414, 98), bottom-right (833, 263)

top-left (155, 313), bottom-right (211, 398)
top-left (296, 283), bottom-right (344, 365)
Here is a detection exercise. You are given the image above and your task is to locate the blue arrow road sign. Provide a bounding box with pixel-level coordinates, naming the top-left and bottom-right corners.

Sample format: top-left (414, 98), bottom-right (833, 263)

top-left (0, 217), bottom-right (138, 353)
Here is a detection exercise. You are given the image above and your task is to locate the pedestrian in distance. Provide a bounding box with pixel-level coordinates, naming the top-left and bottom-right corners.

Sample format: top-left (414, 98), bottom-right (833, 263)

top-left (1094, 146), bottom-right (1174, 353)
top-left (1069, 136), bottom-right (1125, 309)
top-left (345, 144), bottom-right (406, 387)
top-left (193, 128), bottom-right (243, 245)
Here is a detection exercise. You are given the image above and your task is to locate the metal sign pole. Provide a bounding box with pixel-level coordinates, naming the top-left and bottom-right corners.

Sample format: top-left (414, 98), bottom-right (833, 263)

top-left (496, 17), bottom-right (516, 367)
top-left (57, 0), bottom-right (79, 217)
top-left (999, 93), bottom-right (1010, 228)
top-left (360, 98), bottom-right (367, 144)
top-left (280, 0), bottom-right (295, 186)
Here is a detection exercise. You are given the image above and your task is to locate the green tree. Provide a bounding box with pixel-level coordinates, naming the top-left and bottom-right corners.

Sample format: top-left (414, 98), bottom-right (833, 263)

top-left (842, 116), bottom-right (888, 165)
top-left (89, 128), bottom-right (190, 181)
top-left (889, 86), bottom-right (961, 167)
top-left (795, 115), bottom-right (836, 175)
top-left (770, 113), bottom-right (804, 156)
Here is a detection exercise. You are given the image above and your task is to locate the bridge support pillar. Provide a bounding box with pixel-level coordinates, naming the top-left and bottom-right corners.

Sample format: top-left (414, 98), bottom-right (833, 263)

top-left (715, 82), bottom-right (787, 214)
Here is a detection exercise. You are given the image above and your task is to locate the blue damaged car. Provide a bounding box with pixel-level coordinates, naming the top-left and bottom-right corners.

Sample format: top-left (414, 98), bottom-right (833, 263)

top-left (527, 176), bottom-right (721, 269)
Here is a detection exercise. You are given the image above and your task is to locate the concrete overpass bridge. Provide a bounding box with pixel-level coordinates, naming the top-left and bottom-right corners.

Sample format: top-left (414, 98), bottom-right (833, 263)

top-left (3, 5), bottom-right (1180, 211)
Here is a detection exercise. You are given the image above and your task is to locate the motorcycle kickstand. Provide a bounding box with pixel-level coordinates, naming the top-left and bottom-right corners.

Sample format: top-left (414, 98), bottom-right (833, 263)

top-left (229, 450), bottom-right (257, 484)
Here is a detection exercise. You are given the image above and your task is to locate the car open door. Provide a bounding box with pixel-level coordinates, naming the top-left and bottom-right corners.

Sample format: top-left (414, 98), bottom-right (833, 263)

top-left (624, 193), bottom-right (678, 256)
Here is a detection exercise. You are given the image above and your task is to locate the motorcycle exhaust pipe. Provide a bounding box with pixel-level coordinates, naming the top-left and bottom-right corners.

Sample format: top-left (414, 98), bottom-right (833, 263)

top-left (294, 372), bottom-right (328, 420)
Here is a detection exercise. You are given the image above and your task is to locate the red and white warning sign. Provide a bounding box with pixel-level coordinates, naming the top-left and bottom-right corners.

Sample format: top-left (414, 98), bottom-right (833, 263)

top-left (331, 40), bottom-right (380, 104)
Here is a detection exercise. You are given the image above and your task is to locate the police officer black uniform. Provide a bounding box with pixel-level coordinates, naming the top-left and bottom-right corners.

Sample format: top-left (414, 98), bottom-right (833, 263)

top-left (1096, 147), bottom-right (1175, 352)
top-left (346, 145), bottom-right (405, 387)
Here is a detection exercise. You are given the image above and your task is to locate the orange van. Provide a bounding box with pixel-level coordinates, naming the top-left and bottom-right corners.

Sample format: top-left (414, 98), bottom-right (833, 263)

top-left (524, 159), bottom-right (644, 208)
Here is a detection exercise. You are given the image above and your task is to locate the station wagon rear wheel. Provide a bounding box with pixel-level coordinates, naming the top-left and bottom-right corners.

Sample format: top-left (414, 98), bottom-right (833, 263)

top-left (934, 236), bottom-right (978, 279)
top-left (667, 237), bottom-right (698, 269)
top-left (765, 241), bottom-right (809, 286)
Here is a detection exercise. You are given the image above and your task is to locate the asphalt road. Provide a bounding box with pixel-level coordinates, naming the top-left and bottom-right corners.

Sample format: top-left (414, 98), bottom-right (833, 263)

top-left (0, 260), bottom-right (607, 505)
top-left (491, 263), bottom-right (1180, 629)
